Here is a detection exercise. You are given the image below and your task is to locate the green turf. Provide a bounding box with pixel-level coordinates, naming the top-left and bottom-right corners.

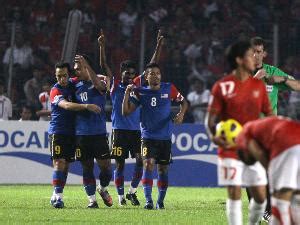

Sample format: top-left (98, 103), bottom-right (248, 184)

top-left (0, 185), bottom-right (249, 224)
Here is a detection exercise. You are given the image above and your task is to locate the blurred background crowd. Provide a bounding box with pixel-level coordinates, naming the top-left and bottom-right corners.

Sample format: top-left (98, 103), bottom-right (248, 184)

top-left (1, 0), bottom-right (300, 122)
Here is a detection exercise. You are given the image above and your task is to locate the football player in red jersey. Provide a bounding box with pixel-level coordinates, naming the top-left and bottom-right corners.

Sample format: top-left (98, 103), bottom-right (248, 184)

top-left (205, 40), bottom-right (273, 225)
top-left (231, 116), bottom-right (300, 225)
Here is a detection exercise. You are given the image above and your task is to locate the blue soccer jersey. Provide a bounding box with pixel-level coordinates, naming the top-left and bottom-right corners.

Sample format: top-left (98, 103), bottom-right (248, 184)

top-left (48, 82), bottom-right (76, 135)
top-left (73, 78), bottom-right (107, 135)
top-left (110, 78), bottom-right (140, 130)
top-left (130, 82), bottom-right (184, 140)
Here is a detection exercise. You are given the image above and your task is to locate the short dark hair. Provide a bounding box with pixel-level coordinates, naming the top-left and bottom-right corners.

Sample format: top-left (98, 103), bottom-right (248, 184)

top-left (120, 60), bottom-right (136, 73)
top-left (80, 53), bottom-right (98, 73)
top-left (250, 36), bottom-right (266, 48)
top-left (55, 61), bottom-right (72, 74)
top-left (226, 40), bottom-right (252, 70)
top-left (145, 62), bottom-right (160, 71)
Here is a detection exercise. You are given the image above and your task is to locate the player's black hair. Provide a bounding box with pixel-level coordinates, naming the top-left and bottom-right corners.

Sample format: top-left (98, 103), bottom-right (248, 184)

top-left (250, 36), bottom-right (266, 49)
top-left (145, 62), bottom-right (160, 71)
top-left (120, 60), bottom-right (136, 73)
top-left (55, 61), bottom-right (73, 74)
top-left (80, 53), bottom-right (99, 73)
top-left (0, 79), bottom-right (4, 86)
top-left (226, 40), bottom-right (252, 70)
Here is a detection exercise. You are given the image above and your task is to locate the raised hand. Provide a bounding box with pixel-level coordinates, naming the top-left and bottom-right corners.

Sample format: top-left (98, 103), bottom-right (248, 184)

top-left (75, 55), bottom-right (88, 68)
top-left (98, 29), bottom-right (105, 47)
top-left (156, 29), bottom-right (164, 46)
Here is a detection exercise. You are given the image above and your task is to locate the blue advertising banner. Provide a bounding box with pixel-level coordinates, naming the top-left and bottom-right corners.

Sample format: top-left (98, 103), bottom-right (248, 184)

top-left (0, 122), bottom-right (218, 186)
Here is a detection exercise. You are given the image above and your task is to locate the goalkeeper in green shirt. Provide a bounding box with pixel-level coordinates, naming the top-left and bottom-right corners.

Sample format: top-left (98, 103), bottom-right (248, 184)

top-left (251, 37), bottom-right (300, 115)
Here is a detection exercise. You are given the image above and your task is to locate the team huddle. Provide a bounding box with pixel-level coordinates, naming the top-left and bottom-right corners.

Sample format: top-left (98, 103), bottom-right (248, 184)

top-left (47, 31), bottom-right (300, 225)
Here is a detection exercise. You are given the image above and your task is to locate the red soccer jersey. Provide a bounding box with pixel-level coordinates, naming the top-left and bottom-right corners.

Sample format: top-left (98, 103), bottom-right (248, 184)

top-left (236, 116), bottom-right (300, 160)
top-left (208, 74), bottom-right (272, 159)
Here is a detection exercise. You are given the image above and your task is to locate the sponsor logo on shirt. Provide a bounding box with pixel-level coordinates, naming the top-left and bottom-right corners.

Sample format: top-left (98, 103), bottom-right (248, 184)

top-left (266, 85), bottom-right (273, 92)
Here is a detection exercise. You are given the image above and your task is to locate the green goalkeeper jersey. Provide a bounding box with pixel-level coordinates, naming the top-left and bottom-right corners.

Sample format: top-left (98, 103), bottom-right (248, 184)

top-left (262, 63), bottom-right (294, 115)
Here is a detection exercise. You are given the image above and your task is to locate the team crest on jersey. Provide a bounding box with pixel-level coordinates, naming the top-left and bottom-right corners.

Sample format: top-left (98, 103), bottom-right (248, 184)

top-left (266, 85), bottom-right (273, 92)
top-left (88, 84), bottom-right (94, 90)
top-left (161, 93), bottom-right (168, 98)
top-left (252, 90), bottom-right (260, 98)
top-left (75, 81), bottom-right (84, 88)
top-left (53, 95), bottom-right (62, 104)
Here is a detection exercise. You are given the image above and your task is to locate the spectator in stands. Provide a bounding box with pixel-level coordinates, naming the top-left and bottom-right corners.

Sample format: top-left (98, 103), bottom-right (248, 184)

top-left (0, 79), bottom-right (12, 120)
top-left (19, 104), bottom-right (33, 121)
top-left (36, 79), bottom-right (52, 121)
top-left (187, 78), bottom-right (210, 123)
top-left (24, 65), bottom-right (44, 109)
top-left (118, 4), bottom-right (138, 38)
top-left (147, 0), bottom-right (168, 23)
top-left (2, 35), bottom-right (33, 70)
top-left (188, 57), bottom-right (213, 87)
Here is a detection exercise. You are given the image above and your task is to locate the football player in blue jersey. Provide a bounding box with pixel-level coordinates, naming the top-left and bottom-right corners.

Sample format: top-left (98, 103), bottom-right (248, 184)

top-left (122, 62), bottom-right (188, 210)
top-left (49, 62), bottom-right (101, 208)
top-left (98, 30), bottom-right (164, 206)
top-left (72, 55), bottom-right (113, 208)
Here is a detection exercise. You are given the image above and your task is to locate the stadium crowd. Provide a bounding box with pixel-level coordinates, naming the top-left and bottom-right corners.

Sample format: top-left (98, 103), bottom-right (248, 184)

top-left (1, 0), bottom-right (300, 121)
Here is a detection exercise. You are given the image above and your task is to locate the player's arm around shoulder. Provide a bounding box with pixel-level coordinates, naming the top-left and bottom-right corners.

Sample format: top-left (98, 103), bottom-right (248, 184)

top-left (50, 87), bottom-right (101, 113)
top-left (58, 99), bottom-right (101, 113)
top-left (122, 84), bottom-right (138, 116)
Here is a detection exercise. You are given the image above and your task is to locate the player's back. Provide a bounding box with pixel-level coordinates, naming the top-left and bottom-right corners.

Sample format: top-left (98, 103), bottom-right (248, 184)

top-left (48, 82), bottom-right (75, 135)
top-left (110, 78), bottom-right (140, 130)
top-left (135, 82), bottom-right (173, 140)
top-left (244, 116), bottom-right (300, 159)
top-left (74, 79), bottom-right (106, 135)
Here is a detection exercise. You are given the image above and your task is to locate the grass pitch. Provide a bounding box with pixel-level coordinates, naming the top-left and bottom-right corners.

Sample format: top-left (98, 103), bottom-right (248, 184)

top-left (0, 185), bottom-right (249, 224)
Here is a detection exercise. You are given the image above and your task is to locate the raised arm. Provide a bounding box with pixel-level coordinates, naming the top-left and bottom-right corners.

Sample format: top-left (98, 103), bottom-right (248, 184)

top-left (98, 29), bottom-right (113, 79)
top-left (75, 55), bottom-right (108, 93)
top-left (149, 29), bottom-right (164, 63)
top-left (122, 84), bottom-right (137, 116)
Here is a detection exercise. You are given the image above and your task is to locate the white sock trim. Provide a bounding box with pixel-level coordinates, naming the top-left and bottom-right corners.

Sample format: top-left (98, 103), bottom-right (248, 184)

top-left (129, 186), bottom-right (137, 194)
top-left (88, 194), bottom-right (96, 203)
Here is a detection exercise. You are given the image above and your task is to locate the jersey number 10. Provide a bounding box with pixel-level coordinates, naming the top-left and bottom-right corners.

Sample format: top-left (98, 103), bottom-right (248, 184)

top-left (80, 92), bottom-right (88, 102)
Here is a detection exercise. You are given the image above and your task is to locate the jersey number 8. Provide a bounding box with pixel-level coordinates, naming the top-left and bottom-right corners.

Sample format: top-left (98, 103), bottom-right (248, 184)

top-left (151, 97), bottom-right (157, 107)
